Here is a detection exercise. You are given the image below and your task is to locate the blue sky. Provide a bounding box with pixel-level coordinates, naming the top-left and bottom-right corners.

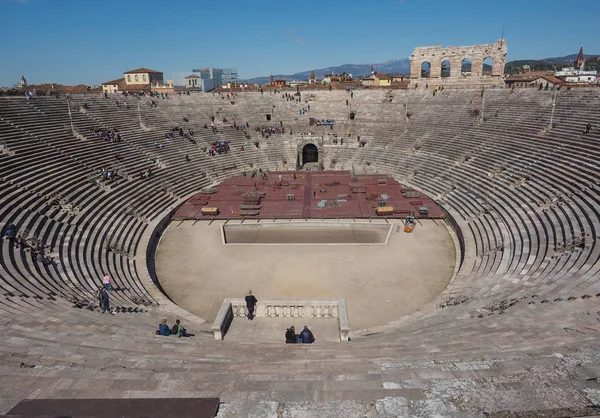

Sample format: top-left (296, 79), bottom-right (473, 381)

top-left (0, 0), bottom-right (598, 86)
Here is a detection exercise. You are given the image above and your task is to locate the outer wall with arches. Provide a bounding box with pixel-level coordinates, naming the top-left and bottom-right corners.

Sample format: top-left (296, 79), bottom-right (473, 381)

top-left (410, 39), bottom-right (507, 81)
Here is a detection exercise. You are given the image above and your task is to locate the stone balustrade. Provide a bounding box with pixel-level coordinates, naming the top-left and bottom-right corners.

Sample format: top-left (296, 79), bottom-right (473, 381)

top-left (211, 298), bottom-right (350, 342)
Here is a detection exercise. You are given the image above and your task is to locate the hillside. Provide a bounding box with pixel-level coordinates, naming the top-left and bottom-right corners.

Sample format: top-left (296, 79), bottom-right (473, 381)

top-left (505, 54), bottom-right (600, 74)
top-left (241, 53), bottom-right (599, 84)
top-left (242, 59), bottom-right (411, 85)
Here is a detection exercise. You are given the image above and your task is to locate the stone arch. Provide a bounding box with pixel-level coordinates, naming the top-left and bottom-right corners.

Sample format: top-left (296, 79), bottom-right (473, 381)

top-left (461, 58), bottom-right (472, 76)
top-left (421, 61), bottom-right (431, 78)
top-left (482, 57), bottom-right (493, 76)
top-left (409, 40), bottom-right (507, 82)
top-left (302, 143), bottom-right (319, 165)
top-left (441, 60), bottom-right (451, 78)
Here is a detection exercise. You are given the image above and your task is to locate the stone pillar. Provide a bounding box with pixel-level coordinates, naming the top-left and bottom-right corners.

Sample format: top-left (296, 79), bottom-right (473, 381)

top-left (471, 59), bottom-right (483, 77)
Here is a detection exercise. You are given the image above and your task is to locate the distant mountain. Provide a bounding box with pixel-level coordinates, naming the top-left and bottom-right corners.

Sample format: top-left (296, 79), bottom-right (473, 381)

top-left (505, 53), bottom-right (599, 75)
top-left (242, 58), bottom-right (411, 85)
top-left (241, 53), bottom-right (600, 84)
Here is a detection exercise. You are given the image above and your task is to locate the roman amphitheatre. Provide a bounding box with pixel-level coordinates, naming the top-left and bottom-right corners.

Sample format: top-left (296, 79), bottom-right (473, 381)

top-left (1, 42), bottom-right (600, 416)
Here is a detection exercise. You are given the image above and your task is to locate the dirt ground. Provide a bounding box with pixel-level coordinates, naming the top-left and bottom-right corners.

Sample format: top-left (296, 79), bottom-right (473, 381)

top-left (155, 219), bottom-right (455, 331)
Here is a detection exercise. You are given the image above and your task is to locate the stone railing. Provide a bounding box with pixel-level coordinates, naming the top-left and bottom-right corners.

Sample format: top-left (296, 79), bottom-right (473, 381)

top-left (211, 298), bottom-right (350, 342)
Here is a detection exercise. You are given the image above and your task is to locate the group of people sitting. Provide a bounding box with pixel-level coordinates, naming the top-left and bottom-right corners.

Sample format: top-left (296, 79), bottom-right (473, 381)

top-left (208, 141), bottom-right (230, 156)
top-left (285, 325), bottom-right (315, 344)
top-left (92, 128), bottom-right (121, 143)
top-left (313, 118), bottom-right (335, 127)
top-left (98, 167), bottom-right (118, 182)
top-left (157, 319), bottom-right (187, 338)
top-left (256, 125), bottom-right (285, 137)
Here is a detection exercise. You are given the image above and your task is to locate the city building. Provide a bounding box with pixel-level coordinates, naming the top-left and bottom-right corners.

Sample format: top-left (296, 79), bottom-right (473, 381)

top-left (172, 67), bottom-right (238, 91)
top-left (360, 73), bottom-right (391, 88)
top-left (504, 71), bottom-right (564, 89)
top-left (102, 68), bottom-right (173, 94)
top-left (185, 74), bottom-right (202, 90)
top-left (555, 47), bottom-right (598, 84)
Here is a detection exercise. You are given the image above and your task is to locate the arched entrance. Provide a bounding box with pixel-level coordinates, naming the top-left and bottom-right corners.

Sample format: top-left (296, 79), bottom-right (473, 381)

top-left (420, 61), bottom-right (431, 78)
top-left (482, 57), bottom-right (493, 75)
top-left (302, 144), bottom-right (318, 165)
top-left (441, 60), bottom-right (451, 78)
top-left (461, 58), bottom-right (472, 76)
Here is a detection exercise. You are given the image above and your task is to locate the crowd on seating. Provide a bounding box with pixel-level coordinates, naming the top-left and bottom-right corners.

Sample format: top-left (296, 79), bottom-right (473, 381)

top-left (165, 127), bottom-right (197, 144)
top-left (256, 125), bottom-right (285, 137)
top-left (208, 141), bottom-right (230, 156)
top-left (98, 167), bottom-right (119, 182)
top-left (282, 92), bottom-right (302, 103)
top-left (314, 118), bottom-right (335, 127)
top-left (92, 128), bottom-right (122, 142)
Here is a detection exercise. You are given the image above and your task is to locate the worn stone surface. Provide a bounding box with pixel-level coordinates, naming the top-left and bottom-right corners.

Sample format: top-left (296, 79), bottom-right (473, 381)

top-left (410, 39), bottom-right (507, 81)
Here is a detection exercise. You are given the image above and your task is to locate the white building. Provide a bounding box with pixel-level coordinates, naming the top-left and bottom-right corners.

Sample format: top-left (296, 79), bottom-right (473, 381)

top-left (555, 46), bottom-right (598, 84)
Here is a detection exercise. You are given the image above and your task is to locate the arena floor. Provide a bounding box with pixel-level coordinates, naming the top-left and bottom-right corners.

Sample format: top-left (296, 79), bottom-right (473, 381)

top-left (155, 219), bottom-right (456, 331)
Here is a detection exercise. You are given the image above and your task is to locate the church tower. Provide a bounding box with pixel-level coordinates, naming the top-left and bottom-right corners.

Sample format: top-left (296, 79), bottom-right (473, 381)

top-left (574, 46), bottom-right (585, 70)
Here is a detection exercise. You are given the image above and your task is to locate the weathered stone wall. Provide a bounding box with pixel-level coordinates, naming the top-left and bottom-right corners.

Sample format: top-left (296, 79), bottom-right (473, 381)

top-left (410, 39), bottom-right (507, 81)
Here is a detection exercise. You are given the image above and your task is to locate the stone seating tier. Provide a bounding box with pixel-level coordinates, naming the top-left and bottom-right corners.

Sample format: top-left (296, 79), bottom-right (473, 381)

top-left (0, 89), bottom-right (599, 415)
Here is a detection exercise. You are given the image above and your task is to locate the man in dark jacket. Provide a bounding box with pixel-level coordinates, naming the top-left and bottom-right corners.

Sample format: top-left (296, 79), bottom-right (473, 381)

top-left (299, 325), bottom-right (315, 344)
top-left (245, 290), bottom-right (257, 320)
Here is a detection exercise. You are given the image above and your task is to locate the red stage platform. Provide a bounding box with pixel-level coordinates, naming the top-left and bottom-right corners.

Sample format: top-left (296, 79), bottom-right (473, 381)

top-left (174, 171), bottom-right (444, 220)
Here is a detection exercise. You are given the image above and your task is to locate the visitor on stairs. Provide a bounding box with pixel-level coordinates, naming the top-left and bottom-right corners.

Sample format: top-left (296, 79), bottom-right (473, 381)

top-left (157, 319), bottom-right (172, 336)
top-left (285, 326), bottom-right (298, 344)
top-left (100, 288), bottom-right (114, 314)
top-left (172, 319), bottom-right (187, 338)
top-left (102, 274), bottom-right (111, 291)
top-left (245, 290), bottom-right (258, 320)
top-left (299, 326), bottom-right (315, 344)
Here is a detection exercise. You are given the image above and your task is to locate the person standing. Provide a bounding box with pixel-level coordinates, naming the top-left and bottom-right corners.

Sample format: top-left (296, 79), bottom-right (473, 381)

top-left (245, 290), bottom-right (258, 320)
top-left (102, 274), bottom-right (111, 291)
top-left (100, 288), bottom-right (113, 314)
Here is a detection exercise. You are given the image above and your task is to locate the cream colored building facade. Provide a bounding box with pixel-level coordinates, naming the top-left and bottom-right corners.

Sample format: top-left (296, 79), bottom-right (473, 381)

top-left (102, 68), bottom-right (173, 93)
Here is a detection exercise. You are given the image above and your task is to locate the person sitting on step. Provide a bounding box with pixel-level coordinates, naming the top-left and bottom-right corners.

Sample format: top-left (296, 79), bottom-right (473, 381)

top-left (285, 326), bottom-right (298, 344)
top-left (172, 319), bottom-right (186, 338)
top-left (157, 319), bottom-right (172, 336)
top-left (299, 325), bottom-right (315, 344)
